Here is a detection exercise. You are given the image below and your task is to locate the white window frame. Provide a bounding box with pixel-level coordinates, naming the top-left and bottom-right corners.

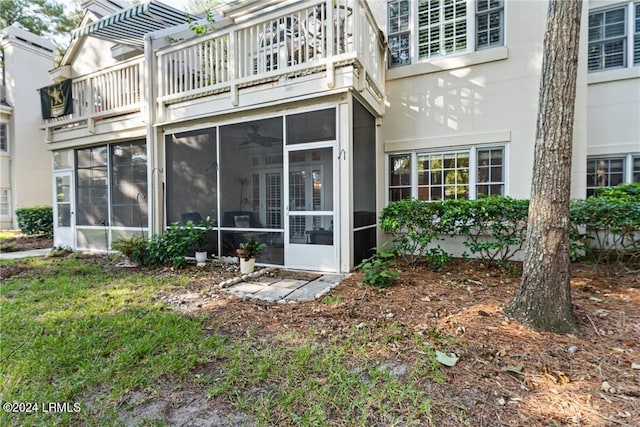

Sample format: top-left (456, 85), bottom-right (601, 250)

top-left (585, 154), bottom-right (638, 196)
top-left (386, 146), bottom-right (506, 203)
top-left (588, 2), bottom-right (640, 72)
top-left (633, 155), bottom-right (640, 182)
top-left (0, 122), bottom-right (8, 153)
top-left (635, 2), bottom-right (640, 65)
top-left (0, 189), bottom-right (10, 217)
top-left (476, 0), bottom-right (505, 50)
top-left (387, 0), bottom-right (505, 68)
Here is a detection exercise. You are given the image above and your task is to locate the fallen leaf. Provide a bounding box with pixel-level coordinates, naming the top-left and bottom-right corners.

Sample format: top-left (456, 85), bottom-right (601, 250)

top-left (631, 362), bottom-right (640, 370)
top-left (503, 364), bottom-right (524, 374)
top-left (601, 381), bottom-right (615, 393)
top-left (589, 296), bottom-right (604, 302)
top-left (435, 351), bottom-right (459, 367)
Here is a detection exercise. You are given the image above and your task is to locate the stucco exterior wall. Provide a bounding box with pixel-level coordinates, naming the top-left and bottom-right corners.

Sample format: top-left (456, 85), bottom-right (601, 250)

top-left (1, 26), bottom-right (54, 229)
top-left (380, 0), bottom-right (589, 203)
top-left (69, 36), bottom-right (124, 77)
top-left (587, 74), bottom-right (640, 156)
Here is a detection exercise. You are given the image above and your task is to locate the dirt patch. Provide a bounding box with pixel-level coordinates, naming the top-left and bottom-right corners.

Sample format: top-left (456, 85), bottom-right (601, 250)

top-left (0, 233), bottom-right (52, 252)
top-left (154, 260), bottom-right (639, 426)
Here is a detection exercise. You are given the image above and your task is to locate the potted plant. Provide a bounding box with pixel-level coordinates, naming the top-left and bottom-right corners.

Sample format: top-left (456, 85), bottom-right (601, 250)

top-left (186, 217), bottom-right (213, 266)
top-left (237, 238), bottom-right (267, 274)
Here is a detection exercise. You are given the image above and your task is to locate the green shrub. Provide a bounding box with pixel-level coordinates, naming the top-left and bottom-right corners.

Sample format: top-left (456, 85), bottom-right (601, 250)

top-left (380, 197), bottom-right (528, 267)
top-left (379, 184), bottom-right (639, 269)
top-left (146, 223), bottom-right (192, 269)
top-left (112, 221), bottom-right (213, 269)
top-left (443, 197), bottom-right (529, 266)
top-left (424, 247), bottom-right (451, 271)
top-left (358, 249), bottom-right (400, 287)
top-left (595, 182), bottom-right (640, 201)
top-left (112, 235), bottom-right (148, 265)
top-left (16, 206), bottom-right (53, 238)
top-left (380, 199), bottom-right (448, 265)
top-left (570, 196), bottom-right (640, 264)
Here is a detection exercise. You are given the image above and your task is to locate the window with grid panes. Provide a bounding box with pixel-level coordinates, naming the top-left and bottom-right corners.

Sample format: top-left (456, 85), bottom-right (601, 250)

top-left (587, 3), bottom-right (640, 72)
top-left (418, 0), bottom-right (467, 59)
top-left (388, 0), bottom-right (411, 66)
top-left (588, 7), bottom-right (626, 71)
top-left (476, 148), bottom-right (504, 197)
top-left (417, 151), bottom-right (470, 200)
top-left (387, 0), bottom-right (504, 67)
top-left (388, 147), bottom-right (505, 202)
top-left (0, 123), bottom-right (7, 152)
top-left (586, 157), bottom-right (625, 196)
top-left (389, 154), bottom-right (412, 201)
top-left (0, 190), bottom-right (9, 216)
top-left (476, 0), bottom-right (504, 49)
top-left (633, 156), bottom-right (640, 182)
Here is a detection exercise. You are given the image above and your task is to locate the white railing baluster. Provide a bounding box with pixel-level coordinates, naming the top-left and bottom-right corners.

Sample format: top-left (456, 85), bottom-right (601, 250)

top-left (46, 0), bottom-right (386, 131)
top-left (150, 0), bottom-right (383, 110)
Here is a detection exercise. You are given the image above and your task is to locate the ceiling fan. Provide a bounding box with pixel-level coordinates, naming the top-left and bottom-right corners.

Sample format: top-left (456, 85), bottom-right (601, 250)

top-left (239, 125), bottom-right (281, 148)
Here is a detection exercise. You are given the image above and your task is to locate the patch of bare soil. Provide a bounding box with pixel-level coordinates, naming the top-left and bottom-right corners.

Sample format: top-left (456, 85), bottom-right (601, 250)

top-left (156, 260), bottom-right (639, 426)
top-left (0, 233), bottom-right (52, 252)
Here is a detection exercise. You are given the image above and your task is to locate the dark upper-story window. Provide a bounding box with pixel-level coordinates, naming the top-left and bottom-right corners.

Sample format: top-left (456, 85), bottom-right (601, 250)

top-left (0, 123), bottom-right (7, 152)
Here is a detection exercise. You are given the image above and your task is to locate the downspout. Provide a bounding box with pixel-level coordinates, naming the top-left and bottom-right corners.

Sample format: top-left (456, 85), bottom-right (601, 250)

top-left (143, 33), bottom-right (160, 237)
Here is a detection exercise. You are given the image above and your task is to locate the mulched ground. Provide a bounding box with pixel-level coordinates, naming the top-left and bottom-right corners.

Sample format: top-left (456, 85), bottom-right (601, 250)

top-left (2, 238), bottom-right (638, 425)
top-left (151, 258), bottom-right (639, 426)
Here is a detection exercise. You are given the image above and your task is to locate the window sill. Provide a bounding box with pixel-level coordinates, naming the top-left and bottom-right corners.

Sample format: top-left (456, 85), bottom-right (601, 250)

top-left (587, 66), bottom-right (640, 85)
top-left (386, 47), bottom-right (509, 81)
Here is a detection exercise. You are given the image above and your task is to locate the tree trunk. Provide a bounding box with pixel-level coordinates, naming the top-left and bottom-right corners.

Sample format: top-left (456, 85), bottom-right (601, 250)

top-left (507, 0), bottom-right (583, 333)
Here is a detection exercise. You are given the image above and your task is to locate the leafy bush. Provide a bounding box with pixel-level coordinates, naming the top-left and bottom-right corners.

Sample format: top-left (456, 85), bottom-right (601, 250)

top-left (380, 184), bottom-right (639, 270)
top-left (380, 197), bottom-right (528, 267)
top-left (112, 235), bottom-right (148, 265)
top-left (443, 197), bottom-right (529, 266)
top-left (16, 206), bottom-right (53, 238)
top-left (358, 249), bottom-right (400, 287)
top-left (380, 199), bottom-right (448, 265)
top-left (113, 220), bottom-right (214, 269)
top-left (570, 196), bottom-right (640, 264)
top-left (146, 223), bottom-right (192, 269)
top-left (596, 182), bottom-right (640, 201)
top-left (424, 247), bottom-right (451, 271)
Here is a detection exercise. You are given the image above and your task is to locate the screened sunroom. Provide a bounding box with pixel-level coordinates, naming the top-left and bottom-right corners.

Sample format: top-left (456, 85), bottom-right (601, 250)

top-left (162, 99), bottom-right (377, 273)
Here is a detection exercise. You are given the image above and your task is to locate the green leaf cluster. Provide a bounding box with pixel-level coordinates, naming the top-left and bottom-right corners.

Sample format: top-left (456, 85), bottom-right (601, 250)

top-left (381, 197), bottom-right (528, 267)
top-left (381, 184), bottom-right (640, 270)
top-left (0, 0), bottom-right (82, 57)
top-left (380, 198), bottom-right (447, 265)
top-left (358, 249), bottom-right (400, 287)
top-left (237, 238), bottom-right (267, 260)
top-left (113, 219), bottom-right (214, 269)
top-left (570, 184), bottom-right (640, 264)
top-left (443, 197), bottom-right (529, 266)
top-left (15, 205), bottom-right (53, 238)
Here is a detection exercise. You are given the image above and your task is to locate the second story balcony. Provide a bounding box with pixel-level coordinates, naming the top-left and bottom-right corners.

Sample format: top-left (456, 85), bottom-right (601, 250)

top-left (43, 0), bottom-right (385, 139)
top-left (156, 0), bottom-right (385, 121)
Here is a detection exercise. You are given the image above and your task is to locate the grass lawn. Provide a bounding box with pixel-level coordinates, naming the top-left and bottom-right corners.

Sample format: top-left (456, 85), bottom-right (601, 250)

top-left (0, 256), bottom-right (437, 426)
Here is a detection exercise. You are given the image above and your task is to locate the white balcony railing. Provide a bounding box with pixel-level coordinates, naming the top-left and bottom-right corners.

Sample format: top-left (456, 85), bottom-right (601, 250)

top-left (45, 0), bottom-right (384, 131)
top-left (44, 57), bottom-right (144, 127)
top-left (157, 0), bottom-right (384, 108)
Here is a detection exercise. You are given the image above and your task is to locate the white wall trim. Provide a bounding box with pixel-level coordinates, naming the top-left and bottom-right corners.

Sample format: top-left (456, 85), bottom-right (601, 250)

top-left (387, 47), bottom-right (509, 81)
top-left (384, 130), bottom-right (511, 152)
